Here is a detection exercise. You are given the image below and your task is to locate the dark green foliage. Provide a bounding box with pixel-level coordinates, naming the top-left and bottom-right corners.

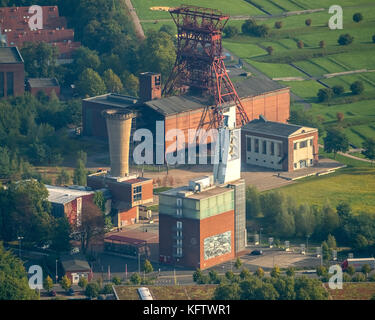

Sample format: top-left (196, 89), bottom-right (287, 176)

top-left (159, 24), bottom-right (175, 37)
top-left (372, 35), bottom-right (375, 43)
top-left (333, 85), bottom-right (345, 96)
top-left (324, 127), bottom-right (349, 156)
top-left (305, 19), bottom-right (312, 26)
top-left (353, 13), bottom-right (363, 23)
top-left (350, 81), bottom-right (364, 95)
top-left (245, 186), bottom-right (261, 219)
top-left (130, 273), bottom-right (141, 285)
top-left (362, 138), bottom-right (375, 163)
top-left (0, 242), bottom-right (38, 300)
top-left (85, 282), bottom-right (100, 299)
top-left (266, 46), bottom-right (274, 55)
top-left (288, 109), bottom-right (325, 136)
top-left (274, 21), bottom-right (283, 29)
top-left (213, 283), bottom-right (241, 300)
top-left (338, 34), bottom-right (354, 46)
top-left (241, 19), bottom-right (270, 37)
top-left (223, 26), bottom-right (239, 38)
top-left (317, 88), bottom-right (333, 102)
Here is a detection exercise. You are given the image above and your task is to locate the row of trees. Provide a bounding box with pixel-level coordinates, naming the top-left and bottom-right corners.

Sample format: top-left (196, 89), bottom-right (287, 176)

top-left (318, 81), bottom-right (364, 102)
top-left (246, 187), bottom-right (375, 251)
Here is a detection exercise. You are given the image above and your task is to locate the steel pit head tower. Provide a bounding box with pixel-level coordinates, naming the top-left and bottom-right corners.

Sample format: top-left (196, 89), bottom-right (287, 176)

top-left (163, 5), bottom-right (249, 131)
top-left (102, 109), bottom-right (136, 178)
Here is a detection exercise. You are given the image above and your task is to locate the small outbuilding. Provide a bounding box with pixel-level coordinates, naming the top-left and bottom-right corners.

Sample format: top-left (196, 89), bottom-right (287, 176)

top-left (61, 254), bottom-right (92, 284)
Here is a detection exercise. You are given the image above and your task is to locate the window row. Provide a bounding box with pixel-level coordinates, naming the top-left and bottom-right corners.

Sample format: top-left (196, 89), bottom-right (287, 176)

top-left (246, 136), bottom-right (282, 156)
top-left (294, 139), bottom-right (313, 150)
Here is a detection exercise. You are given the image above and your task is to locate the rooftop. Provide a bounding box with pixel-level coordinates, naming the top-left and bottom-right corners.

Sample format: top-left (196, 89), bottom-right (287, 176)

top-left (161, 184), bottom-right (233, 200)
top-left (83, 93), bottom-right (138, 109)
top-left (46, 185), bottom-right (94, 205)
top-left (61, 255), bottom-right (91, 272)
top-left (0, 47), bottom-right (23, 63)
top-left (242, 115), bottom-right (316, 137)
top-left (27, 77), bottom-right (59, 88)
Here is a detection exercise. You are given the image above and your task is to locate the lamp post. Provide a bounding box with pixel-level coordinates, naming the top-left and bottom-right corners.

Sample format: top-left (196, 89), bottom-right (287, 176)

top-left (306, 234), bottom-right (310, 254)
top-left (55, 259), bottom-right (58, 284)
top-left (259, 228), bottom-right (263, 247)
top-left (17, 236), bottom-right (23, 260)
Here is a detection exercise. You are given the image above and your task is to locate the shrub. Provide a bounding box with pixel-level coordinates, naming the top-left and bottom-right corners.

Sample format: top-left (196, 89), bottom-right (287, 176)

top-left (343, 273), bottom-right (352, 282)
top-left (369, 274), bottom-right (375, 282)
top-left (101, 283), bottom-right (113, 294)
top-left (352, 273), bottom-right (366, 282)
top-left (353, 13), bottom-right (363, 23)
top-left (274, 21), bottom-right (283, 29)
top-left (266, 46), bottom-right (274, 55)
top-left (78, 277), bottom-right (88, 289)
top-left (319, 40), bottom-right (326, 48)
top-left (372, 35), bottom-right (375, 43)
top-left (223, 25), bottom-right (239, 38)
top-left (254, 267), bottom-right (265, 278)
top-left (336, 112), bottom-right (344, 122)
top-left (297, 40), bottom-right (304, 49)
top-left (305, 19), bottom-right (312, 26)
top-left (338, 34), bottom-right (354, 46)
top-left (317, 88), bottom-right (333, 102)
top-left (130, 273), bottom-right (141, 285)
top-left (270, 265), bottom-right (281, 278)
top-left (241, 19), bottom-right (270, 37)
top-left (350, 81), bottom-right (364, 95)
top-left (286, 267), bottom-right (295, 277)
top-left (85, 282), bottom-right (100, 299)
top-left (332, 85), bottom-right (344, 96)
top-left (112, 276), bottom-right (122, 285)
top-left (346, 265), bottom-right (356, 276)
top-left (316, 266), bottom-right (327, 277)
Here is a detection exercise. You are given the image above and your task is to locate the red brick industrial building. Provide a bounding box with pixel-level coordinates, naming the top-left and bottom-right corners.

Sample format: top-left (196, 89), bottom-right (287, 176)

top-left (82, 73), bottom-right (290, 158)
top-left (159, 176), bottom-right (246, 269)
top-left (241, 115), bottom-right (319, 171)
top-left (46, 185), bottom-right (95, 228)
top-left (0, 5), bottom-right (80, 58)
top-left (26, 77), bottom-right (60, 97)
top-left (0, 47), bottom-right (24, 98)
top-left (87, 172), bottom-right (153, 228)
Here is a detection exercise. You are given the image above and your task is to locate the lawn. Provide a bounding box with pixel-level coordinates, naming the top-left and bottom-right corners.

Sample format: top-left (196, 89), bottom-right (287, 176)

top-left (114, 285), bottom-right (216, 300)
top-left (277, 167), bottom-right (375, 214)
top-left (325, 282), bottom-right (375, 300)
top-left (131, 0), bottom-right (265, 21)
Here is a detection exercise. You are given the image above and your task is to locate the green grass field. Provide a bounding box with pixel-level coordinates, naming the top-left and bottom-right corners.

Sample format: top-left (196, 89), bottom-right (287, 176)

top-left (277, 168), bottom-right (375, 214)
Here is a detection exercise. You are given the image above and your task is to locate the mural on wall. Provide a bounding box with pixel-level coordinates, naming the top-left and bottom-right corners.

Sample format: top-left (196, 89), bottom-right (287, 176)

top-left (204, 231), bottom-right (231, 260)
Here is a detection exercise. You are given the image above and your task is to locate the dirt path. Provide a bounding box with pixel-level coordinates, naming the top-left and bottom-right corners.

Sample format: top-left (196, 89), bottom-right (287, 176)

top-left (124, 0), bottom-right (145, 40)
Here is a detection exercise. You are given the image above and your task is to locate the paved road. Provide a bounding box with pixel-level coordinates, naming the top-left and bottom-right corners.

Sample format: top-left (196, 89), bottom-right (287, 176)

top-left (124, 0), bottom-right (145, 39)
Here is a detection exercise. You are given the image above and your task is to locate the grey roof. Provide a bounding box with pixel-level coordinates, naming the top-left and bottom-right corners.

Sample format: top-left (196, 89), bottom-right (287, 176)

top-left (144, 77), bottom-right (287, 116)
top-left (83, 93), bottom-right (138, 109)
top-left (61, 255), bottom-right (91, 272)
top-left (46, 185), bottom-right (94, 205)
top-left (0, 47), bottom-right (23, 63)
top-left (27, 78), bottom-right (59, 88)
top-left (242, 116), bottom-right (305, 137)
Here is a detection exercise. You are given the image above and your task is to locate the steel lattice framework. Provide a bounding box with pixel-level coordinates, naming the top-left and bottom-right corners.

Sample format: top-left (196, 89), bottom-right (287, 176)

top-left (162, 5), bottom-right (249, 129)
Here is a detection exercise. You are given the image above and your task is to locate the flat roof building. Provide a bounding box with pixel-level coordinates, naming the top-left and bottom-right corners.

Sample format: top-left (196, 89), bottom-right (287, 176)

top-left (26, 77), bottom-right (60, 97)
top-left (241, 115), bottom-right (319, 171)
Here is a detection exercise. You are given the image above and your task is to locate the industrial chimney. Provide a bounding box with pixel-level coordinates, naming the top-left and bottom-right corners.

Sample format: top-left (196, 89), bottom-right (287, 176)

top-left (102, 109), bottom-right (136, 178)
top-left (139, 72), bottom-right (161, 101)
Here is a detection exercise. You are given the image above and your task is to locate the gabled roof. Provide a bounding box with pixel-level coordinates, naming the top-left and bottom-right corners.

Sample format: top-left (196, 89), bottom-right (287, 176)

top-left (27, 77), bottom-right (59, 88)
top-left (46, 185), bottom-right (94, 205)
top-left (61, 255), bottom-right (91, 272)
top-left (0, 47), bottom-right (23, 63)
top-left (242, 115), bottom-right (315, 137)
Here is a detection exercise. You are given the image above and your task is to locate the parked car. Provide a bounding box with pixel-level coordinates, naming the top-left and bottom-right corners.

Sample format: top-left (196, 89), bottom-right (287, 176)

top-left (71, 247), bottom-right (80, 255)
top-left (49, 290), bottom-right (56, 297)
top-left (250, 250), bottom-right (263, 255)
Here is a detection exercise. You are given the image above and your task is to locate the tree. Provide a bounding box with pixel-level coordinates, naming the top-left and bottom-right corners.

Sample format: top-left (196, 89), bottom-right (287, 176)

top-left (240, 268), bottom-right (251, 279)
top-left (193, 268), bottom-right (203, 283)
top-left (353, 13), bottom-right (363, 23)
top-left (333, 85), bottom-right (344, 96)
top-left (78, 277), bottom-right (88, 289)
top-left (255, 267), bottom-right (265, 278)
top-left (75, 68), bottom-right (107, 98)
top-left (350, 81), bottom-right (364, 95)
top-left (60, 275), bottom-right (72, 292)
top-left (316, 266), bottom-right (327, 277)
top-left (346, 265), bottom-right (356, 276)
top-left (286, 267), bottom-right (295, 277)
top-left (241, 19), bottom-right (257, 34)
top-left (234, 257), bottom-right (242, 269)
top-left (223, 25), bottom-right (239, 38)
top-left (322, 241), bottom-right (331, 261)
top-left (245, 186), bottom-right (261, 219)
top-left (373, 35), bottom-right (375, 44)
top-left (143, 259), bottom-right (153, 274)
top-left (121, 71), bottom-right (139, 97)
top-left (327, 234), bottom-right (337, 249)
top-left (271, 265), bottom-right (281, 278)
top-left (138, 31), bottom-right (176, 80)
top-left (338, 34), bottom-right (354, 46)
top-left (85, 282), bottom-right (100, 299)
top-left (354, 234), bottom-right (368, 250)
top-left (362, 138), bottom-right (375, 165)
top-left (297, 40), bottom-right (304, 49)
top-left (208, 270), bottom-right (221, 284)
top-left (73, 159), bottom-right (87, 186)
top-left (274, 21), bottom-right (283, 29)
top-left (159, 24), bottom-right (175, 37)
top-left (56, 169), bottom-right (71, 186)
top-left (305, 19), bottom-right (312, 26)
top-left (44, 276), bottom-right (54, 292)
top-left (130, 273), bottom-right (141, 285)
top-left (112, 276), bottom-right (122, 285)
top-left (93, 191), bottom-right (106, 213)
top-left (78, 201), bottom-right (104, 253)
top-left (362, 264), bottom-right (371, 278)
top-left (0, 243), bottom-right (38, 300)
top-left (352, 273), bottom-right (366, 282)
top-left (324, 127), bottom-right (349, 157)
top-left (319, 40), bottom-right (326, 48)
top-left (103, 69), bottom-right (123, 93)
top-left (213, 283), bottom-right (241, 300)
top-left (294, 277), bottom-right (329, 300)
top-left (266, 46), bottom-right (274, 55)
top-left (241, 19), bottom-right (269, 37)
top-left (317, 88), bottom-right (333, 102)
top-left (50, 217), bottom-right (71, 252)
